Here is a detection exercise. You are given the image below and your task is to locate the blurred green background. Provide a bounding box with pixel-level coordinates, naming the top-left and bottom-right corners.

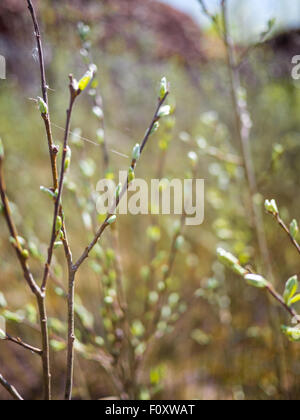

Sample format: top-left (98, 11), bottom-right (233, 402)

top-left (0, 0), bottom-right (300, 400)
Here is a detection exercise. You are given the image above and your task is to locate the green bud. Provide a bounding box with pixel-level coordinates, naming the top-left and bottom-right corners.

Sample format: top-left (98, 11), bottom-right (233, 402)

top-left (21, 249), bottom-right (29, 260)
top-left (54, 241), bottom-right (63, 249)
top-left (128, 167), bottom-right (135, 183)
top-left (160, 77), bottom-right (168, 99)
top-left (78, 69), bottom-right (93, 92)
top-left (151, 121), bottom-right (160, 134)
top-left (290, 219), bottom-right (299, 240)
top-left (55, 216), bottom-right (63, 233)
top-left (283, 275), bottom-right (298, 305)
top-left (188, 151), bottom-right (198, 166)
top-left (158, 105), bottom-right (171, 118)
top-left (104, 296), bottom-right (114, 305)
top-left (0, 329), bottom-right (6, 340)
top-left (95, 336), bottom-right (105, 347)
top-left (64, 146), bottom-right (72, 171)
top-left (232, 264), bottom-right (248, 277)
top-left (132, 143), bottom-right (141, 161)
top-left (92, 106), bottom-right (104, 120)
top-left (264, 199), bottom-right (279, 215)
top-left (217, 248), bottom-right (239, 268)
top-left (281, 325), bottom-right (300, 342)
top-left (40, 186), bottom-right (57, 199)
top-left (77, 22), bottom-right (90, 41)
top-left (115, 183), bottom-right (122, 200)
top-left (38, 97), bottom-right (48, 115)
top-left (96, 128), bottom-right (105, 145)
top-left (0, 138), bottom-right (4, 160)
top-left (107, 215), bottom-right (117, 225)
top-left (175, 235), bottom-right (184, 250)
top-left (245, 274), bottom-right (268, 289)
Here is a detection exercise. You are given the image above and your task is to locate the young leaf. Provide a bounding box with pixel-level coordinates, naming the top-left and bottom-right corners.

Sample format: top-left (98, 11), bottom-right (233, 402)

top-left (283, 275), bottom-right (298, 305)
top-left (290, 219), bottom-right (299, 240)
top-left (78, 69), bottom-right (93, 92)
top-left (288, 294), bottom-right (300, 306)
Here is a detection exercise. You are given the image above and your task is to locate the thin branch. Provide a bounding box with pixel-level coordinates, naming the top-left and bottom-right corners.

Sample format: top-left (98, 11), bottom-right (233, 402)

top-left (5, 334), bottom-right (42, 356)
top-left (73, 92), bottom-right (169, 271)
top-left (0, 373), bottom-right (24, 401)
top-left (271, 213), bottom-right (300, 256)
top-left (0, 158), bottom-right (40, 297)
top-left (27, 0), bottom-right (59, 191)
top-left (266, 283), bottom-right (299, 320)
top-left (41, 75), bottom-right (77, 293)
top-left (63, 91), bottom-right (169, 401)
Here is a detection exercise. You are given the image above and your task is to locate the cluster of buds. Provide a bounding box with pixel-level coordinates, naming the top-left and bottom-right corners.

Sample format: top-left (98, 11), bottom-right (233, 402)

top-left (217, 248), bottom-right (268, 288)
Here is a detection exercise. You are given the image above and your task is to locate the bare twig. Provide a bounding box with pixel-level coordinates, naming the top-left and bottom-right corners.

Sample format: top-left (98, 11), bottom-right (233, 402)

top-left (0, 373), bottom-right (24, 401)
top-left (5, 334), bottom-right (42, 356)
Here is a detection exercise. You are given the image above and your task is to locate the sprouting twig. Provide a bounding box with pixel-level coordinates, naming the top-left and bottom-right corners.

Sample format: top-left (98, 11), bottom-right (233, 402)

top-left (267, 211), bottom-right (300, 256)
top-left (266, 283), bottom-right (299, 320)
top-left (27, 0), bottom-right (58, 191)
top-left (0, 373), bottom-right (24, 401)
top-left (73, 92), bottom-right (169, 271)
top-left (62, 92), bottom-right (169, 400)
top-left (41, 75), bottom-right (77, 293)
top-left (5, 334), bottom-right (42, 356)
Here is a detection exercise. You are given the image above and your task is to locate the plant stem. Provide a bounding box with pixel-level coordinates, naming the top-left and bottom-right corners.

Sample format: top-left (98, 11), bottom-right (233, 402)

top-left (0, 373), bottom-right (24, 401)
top-left (37, 294), bottom-right (52, 400)
top-left (27, 0), bottom-right (58, 190)
top-left (63, 92), bottom-right (169, 400)
top-left (5, 334), bottom-right (42, 356)
top-left (73, 93), bottom-right (169, 271)
top-left (221, 0), bottom-right (289, 394)
top-left (64, 269), bottom-right (76, 400)
top-left (41, 78), bottom-right (76, 293)
top-left (0, 155), bottom-right (51, 399)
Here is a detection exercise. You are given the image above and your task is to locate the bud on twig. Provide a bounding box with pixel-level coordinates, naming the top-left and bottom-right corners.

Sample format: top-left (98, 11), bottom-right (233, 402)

top-left (245, 274), bottom-right (268, 289)
top-left (290, 219), bottom-right (299, 240)
top-left (160, 77), bottom-right (168, 100)
top-left (37, 97), bottom-right (48, 115)
top-left (64, 146), bottom-right (72, 172)
top-left (158, 105), bottom-right (171, 118)
top-left (107, 215), bottom-right (117, 225)
top-left (128, 167), bottom-right (135, 183)
top-left (132, 144), bottom-right (141, 162)
top-left (283, 275), bottom-right (298, 305)
top-left (264, 199), bottom-right (279, 215)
